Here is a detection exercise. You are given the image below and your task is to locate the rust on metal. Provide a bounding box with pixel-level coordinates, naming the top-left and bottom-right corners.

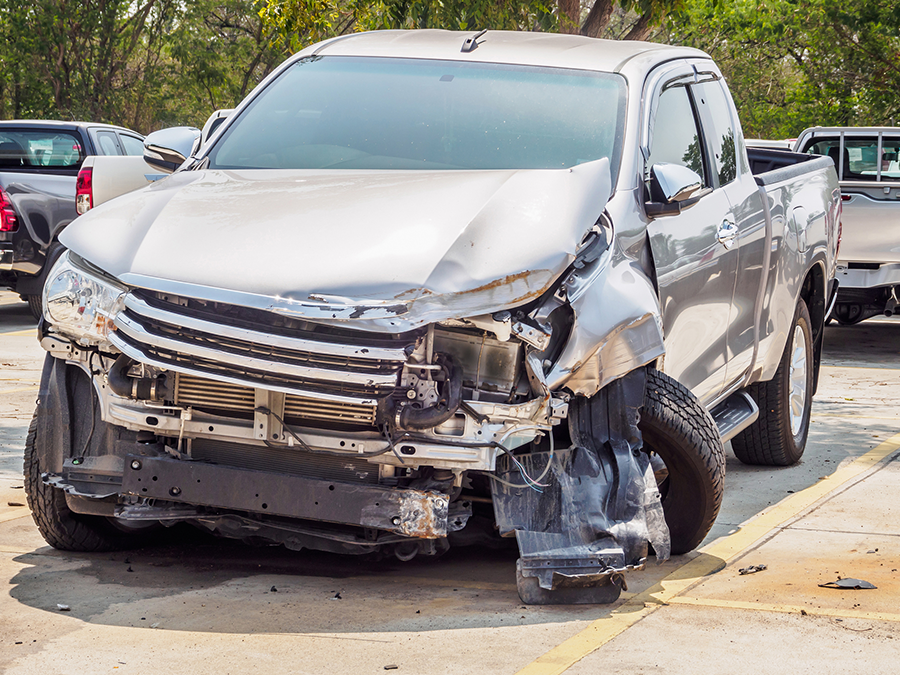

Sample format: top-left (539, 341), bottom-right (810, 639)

top-left (398, 490), bottom-right (449, 538)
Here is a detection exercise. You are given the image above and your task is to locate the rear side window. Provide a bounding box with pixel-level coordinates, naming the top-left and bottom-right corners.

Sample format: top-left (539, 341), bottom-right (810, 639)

top-left (805, 137), bottom-right (900, 181)
top-left (119, 134), bottom-right (145, 156)
top-left (0, 130), bottom-right (85, 168)
top-left (96, 130), bottom-right (123, 156)
top-left (647, 85), bottom-right (708, 186)
top-left (691, 80), bottom-right (737, 186)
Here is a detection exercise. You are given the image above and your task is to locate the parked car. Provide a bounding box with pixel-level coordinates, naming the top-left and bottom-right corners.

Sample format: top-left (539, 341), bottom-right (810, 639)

top-left (795, 127), bottom-right (900, 324)
top-left (28, 31), bottom-right (840, 604)
top-left (0, 120), bottom-right (144, 319)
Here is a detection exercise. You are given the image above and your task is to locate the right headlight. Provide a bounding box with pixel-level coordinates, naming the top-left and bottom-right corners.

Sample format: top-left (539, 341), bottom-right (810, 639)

top-left (43, 251), bottom-right (126, 344)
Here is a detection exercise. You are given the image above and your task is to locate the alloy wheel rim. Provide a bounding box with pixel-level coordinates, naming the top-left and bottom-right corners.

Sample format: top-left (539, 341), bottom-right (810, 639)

top-left (789, 324), bottom-right (808, 436)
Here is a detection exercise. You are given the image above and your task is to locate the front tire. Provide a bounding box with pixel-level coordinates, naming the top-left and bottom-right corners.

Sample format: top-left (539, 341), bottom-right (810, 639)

top-left (24, 413), bottom-right (143, 551)
top-left (731, 299), bottom-right (813, 466)
top-left (640, 369), bottom-right (725, 555)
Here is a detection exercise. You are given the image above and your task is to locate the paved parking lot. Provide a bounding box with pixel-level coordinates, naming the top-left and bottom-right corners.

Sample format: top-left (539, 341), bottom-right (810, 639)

top-left (1, 290), bottom-right (898, 674)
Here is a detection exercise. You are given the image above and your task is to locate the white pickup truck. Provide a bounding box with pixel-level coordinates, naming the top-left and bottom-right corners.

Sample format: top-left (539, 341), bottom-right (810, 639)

top-left (30, 31), bottom-right (840, 604)
top-left (794, 127), bottom-right (900, 324)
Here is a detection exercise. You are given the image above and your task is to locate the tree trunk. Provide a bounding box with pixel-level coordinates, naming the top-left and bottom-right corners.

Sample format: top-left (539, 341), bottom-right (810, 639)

top-left (558, 0), bottom-right (581, 34)
top-left (580, 0), bottom-right (614, 38)
top-left (623, 13), bottom-right (653, 41)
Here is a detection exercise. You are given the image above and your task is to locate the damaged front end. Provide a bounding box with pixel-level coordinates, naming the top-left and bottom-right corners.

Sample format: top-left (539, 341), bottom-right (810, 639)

top-left (38, 160), bottom-right (670, 603)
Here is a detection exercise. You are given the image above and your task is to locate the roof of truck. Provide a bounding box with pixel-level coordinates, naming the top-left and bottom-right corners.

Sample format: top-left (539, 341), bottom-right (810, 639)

top-left (304, 30), bottom-right (708, 74)
top-left (0, 120), bottom-right (139, 133)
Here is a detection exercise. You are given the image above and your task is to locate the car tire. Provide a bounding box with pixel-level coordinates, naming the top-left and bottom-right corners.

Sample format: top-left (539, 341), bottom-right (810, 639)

top-left (640, 368), bottom-right (725, 555)
top-left (25, 294), bottom-right (42, 322)
top-left (24, 413), bottom-right (146, 552)
top-left (731, 299), bottom-right (813, 466)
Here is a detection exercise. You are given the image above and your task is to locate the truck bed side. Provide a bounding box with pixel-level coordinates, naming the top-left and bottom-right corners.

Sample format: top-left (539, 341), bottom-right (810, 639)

top-left (747, 149), bottom-right (838, 383)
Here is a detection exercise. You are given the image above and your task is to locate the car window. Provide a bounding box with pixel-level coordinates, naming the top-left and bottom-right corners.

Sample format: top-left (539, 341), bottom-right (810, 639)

top-left (647, 84), bottom-right (708, 187)
top-left (119, 134), bottom-right (145, 156)
top-left (96, 131), bottom-right (123, 156)
top-left (208, 56), bottom-right (628, 176)
top-left (691, 79), bottom-right (737, 186)
top-left (0, 130), bottom-right (84, 168)
top-left (805, 137), bottom-right (900, 181)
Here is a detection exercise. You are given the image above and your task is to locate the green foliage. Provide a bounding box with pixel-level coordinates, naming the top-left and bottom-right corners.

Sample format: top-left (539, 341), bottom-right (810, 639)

top-left (660, 0), bottom-right (900, 138)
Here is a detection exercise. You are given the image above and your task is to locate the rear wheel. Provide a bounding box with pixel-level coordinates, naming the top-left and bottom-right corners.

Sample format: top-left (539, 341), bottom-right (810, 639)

top-left (24, 413), bottom-right (149, 551)
top-left (640, 369), bottom-right (725, 555)
top-left (731, 299), bottom-right (813, 466)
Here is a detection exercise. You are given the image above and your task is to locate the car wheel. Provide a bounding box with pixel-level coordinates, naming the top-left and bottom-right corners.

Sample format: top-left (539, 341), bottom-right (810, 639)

top-left (24, 294), bottom-right (42, 322)
top-left (640, 368), bottom-right (726, 555)
top-left (24, 412), bottom-right (149, 551)
top-left (731, 299), bottom-right (813, 466)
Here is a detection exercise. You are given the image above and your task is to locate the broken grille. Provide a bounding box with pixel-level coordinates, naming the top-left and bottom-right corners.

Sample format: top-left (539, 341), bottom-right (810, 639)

top-left (110, 292), bottom-right (416, 404)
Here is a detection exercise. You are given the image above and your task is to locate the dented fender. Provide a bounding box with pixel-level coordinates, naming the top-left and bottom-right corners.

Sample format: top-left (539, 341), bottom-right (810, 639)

top-left (545, 255), bottom-right (665, 397)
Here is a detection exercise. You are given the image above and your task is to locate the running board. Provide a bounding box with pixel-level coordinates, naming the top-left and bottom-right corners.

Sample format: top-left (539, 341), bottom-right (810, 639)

top-left (710, 391), bottom-right (759, 444)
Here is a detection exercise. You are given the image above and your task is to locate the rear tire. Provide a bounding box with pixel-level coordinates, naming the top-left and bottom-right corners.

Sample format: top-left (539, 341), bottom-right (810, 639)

top-left (731, 299), bottom-right (813, 466)
top-left (24, 413), bottom-right (145, 551)
top-left (640, 369), bottom-right (725, 555)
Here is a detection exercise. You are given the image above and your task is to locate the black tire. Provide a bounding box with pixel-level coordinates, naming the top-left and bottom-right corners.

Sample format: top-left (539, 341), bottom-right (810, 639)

top-left (833, 303), bottom-right (864, 326)
top-left (640, 369), bottom-right (725, 555)
top-left (731, 299), bottom-right (813, 466)
top-left (25, 294), bottom-right (42, 322)
top-left (24, 413), bottom-right (144, 551)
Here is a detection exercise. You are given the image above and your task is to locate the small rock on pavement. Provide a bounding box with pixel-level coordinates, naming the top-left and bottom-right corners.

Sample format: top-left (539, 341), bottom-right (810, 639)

top-left (57, 604), bottom-right (70, 611)
top-left (7, 502), bottom-right (24, 507)
top-left (384, 666), bottom-right (398, 671)
top-left (270, 586), bottom-right (278, 592)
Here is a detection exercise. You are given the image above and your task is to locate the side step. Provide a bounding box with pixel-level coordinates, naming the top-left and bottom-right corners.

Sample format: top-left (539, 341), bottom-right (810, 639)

top-left (710, 391), bottom-right (759, 444)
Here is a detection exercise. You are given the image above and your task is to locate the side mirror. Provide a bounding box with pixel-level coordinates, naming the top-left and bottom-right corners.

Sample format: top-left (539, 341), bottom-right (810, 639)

top-left (143, 126), bottom-right (201, 173)
top-left (645, 163), bottom-right (707, 218)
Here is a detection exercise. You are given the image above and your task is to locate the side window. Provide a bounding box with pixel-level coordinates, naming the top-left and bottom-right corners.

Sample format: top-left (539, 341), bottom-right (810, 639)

top-left (647, 85), bottom-right (707, 187)
top-left (119, 134), bottom-right (145, 156)
top-left (806, 137), bottom-right (900, 182)
top-left (95, 130), bottom-right (123, 156)
top-left (691, 80), bottom-right (737, 186)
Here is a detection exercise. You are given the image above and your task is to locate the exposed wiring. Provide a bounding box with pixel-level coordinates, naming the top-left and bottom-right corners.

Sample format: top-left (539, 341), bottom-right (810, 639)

top-left (490, 430), bottom-right (554, 493)
top-left (381, 423), bottom-right (406, 465)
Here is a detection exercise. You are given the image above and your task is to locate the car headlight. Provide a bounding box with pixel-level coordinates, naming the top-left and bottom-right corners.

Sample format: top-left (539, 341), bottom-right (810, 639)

top-left (43, 251), bottom-right (126, 343)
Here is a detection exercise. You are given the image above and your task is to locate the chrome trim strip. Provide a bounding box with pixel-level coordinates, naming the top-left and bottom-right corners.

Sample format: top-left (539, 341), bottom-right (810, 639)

top-left (114, 312), bottom-right (400, 389)
top-left (124, 294), bottom-right (409, 362)
top-left (108, 332), bottom-right (380, 406)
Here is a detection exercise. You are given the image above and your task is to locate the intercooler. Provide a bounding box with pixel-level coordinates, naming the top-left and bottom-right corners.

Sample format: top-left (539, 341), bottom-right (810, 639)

top-left (173, 372), bottom-right (377, 428)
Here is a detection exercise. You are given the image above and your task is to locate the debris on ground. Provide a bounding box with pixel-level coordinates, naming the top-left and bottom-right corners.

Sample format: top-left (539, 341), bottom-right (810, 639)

top-left (384, 666), bottom-right (398, 670)
top-left (818, 578), bottom-right (877, 589)
top-left (57, 604), bottom-right (70, 611)
top-left (332, 592), bottom-right (342, 600)
top-left (270, 586), bottom-right (278, 593)
top-left (7, 502), bottom-right (24, 507)
top-left (739, 564), bottom-right (767, 575)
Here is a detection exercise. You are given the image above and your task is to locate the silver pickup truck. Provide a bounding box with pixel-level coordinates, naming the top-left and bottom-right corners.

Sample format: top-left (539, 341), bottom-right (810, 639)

top-left (795, 127), bottom-right (900, 324)
top-left (28, 31), bottom-right (840, 604)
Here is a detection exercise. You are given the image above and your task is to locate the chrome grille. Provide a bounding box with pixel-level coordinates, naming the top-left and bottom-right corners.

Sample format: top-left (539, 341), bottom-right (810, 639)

top-left (174, 373), bottom-right (377, 427)
top-left (111, 293), bottom-right (416, 404)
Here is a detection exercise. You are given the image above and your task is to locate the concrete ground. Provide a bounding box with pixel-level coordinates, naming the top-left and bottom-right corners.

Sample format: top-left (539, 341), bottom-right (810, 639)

top-left (1, 290), bottom-right (898, 674)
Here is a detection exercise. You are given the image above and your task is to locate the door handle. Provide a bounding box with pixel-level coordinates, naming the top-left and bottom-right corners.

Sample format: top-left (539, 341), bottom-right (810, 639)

top-left (717, 219), bottom-right (738, 249)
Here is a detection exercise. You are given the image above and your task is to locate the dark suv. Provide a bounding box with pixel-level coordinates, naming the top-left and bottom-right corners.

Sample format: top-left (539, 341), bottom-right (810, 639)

top-left (0, 120), bottom-right (144, 319)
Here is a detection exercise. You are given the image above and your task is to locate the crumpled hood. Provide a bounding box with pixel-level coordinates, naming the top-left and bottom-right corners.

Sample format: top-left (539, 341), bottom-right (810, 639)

top-left (61, 161), bottom-right (611, 329)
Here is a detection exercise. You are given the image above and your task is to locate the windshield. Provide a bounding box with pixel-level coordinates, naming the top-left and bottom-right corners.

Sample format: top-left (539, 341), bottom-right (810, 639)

top-left (208, 56), bottom-right (626, 176)
top-left (804, 136), bottom-right (900, 182)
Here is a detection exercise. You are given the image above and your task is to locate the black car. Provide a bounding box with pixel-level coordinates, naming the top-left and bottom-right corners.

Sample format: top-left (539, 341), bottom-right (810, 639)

top-left (0, 120), bottom-right (144, 319)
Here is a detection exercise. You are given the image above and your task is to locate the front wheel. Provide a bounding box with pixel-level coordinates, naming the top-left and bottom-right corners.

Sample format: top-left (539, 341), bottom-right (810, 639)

top-left (731, 299), bottom-right (813, 466)
top-left (640, 369), bottom-right (726, 555)
top-left (24, 412), bottom-right (148, 551)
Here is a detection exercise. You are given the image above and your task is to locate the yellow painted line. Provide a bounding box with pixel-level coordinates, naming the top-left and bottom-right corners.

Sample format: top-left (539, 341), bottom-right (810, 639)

top-left (516, 433), bottom-right (900, 675)
top-left (0, 510), bottom-right (30, 524)
top-left (0, 329), bottom-right (35, 336)
top-left (0, 386), bottom-right (39, 396)
top-left (667, 595), bottom-right (900, 623)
